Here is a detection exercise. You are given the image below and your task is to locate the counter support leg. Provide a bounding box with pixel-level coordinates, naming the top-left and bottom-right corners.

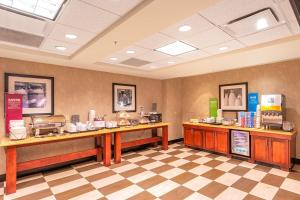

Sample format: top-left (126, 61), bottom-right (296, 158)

top-left (114, 132), bottom-right (121, 164)
top-left (95, 136), bottom-right (102, 162)
top-left (6, 147), bottom-right (17, 195)
top-left (103, 133), bottom-right (111, 166)
top-left (152, 128), bottom-right (158, 147)
top-left (162, 126), bottom-right (168, 150)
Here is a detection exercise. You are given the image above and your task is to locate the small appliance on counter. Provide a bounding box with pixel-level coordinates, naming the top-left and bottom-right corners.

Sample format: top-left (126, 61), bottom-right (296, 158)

top-left (282, 121), bottom-right (294, 132)
top-left (148, 113), bottom-right (162, 123)
top-left (9, 120), bottom-right (27, 140)
top-left (31, 115), bottom-right (66, 137)
top-left (261, 94), bottom-right (286, 129)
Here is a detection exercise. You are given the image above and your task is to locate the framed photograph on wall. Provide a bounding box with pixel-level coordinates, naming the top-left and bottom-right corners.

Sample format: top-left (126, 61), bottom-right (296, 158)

top-left (5, 73), bottom-right (54, 116)
top-left (113, 83), bottom-right (136, 113)
top-left (219, 82), bottom-right (248, 111)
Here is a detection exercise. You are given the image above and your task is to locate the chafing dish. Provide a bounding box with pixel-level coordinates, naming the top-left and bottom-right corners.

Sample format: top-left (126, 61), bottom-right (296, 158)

top-left (31, 115), bottom-right (66, 136)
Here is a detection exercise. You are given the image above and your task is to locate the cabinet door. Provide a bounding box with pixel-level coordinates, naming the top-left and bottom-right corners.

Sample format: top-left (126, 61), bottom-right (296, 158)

top-left (215, 131), bottom-right (228, 154)
top-left (270, 139), bottom-right (289, 167)
top-left (184, 128), bottom-right (194, 146)
top-left (252, 136), bottom-right (269, 162)
top-left (193, 129), bottom-right (203, 148)
top-left (204, 130), bottom-right (215, 150)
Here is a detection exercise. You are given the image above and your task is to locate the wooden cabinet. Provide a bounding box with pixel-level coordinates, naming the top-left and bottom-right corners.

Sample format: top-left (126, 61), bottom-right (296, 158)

top-left (215, 131), bottom-right (228, 154)
top-left (204, 130), bottom-right (215, 150)
top-left (270, 139), bottom-right (289, 167)
top-left (184, 127), bottom-right (194, 146)
top-left (193, 129), bottom-right (203, 148)
top-left (183, 127), bottom-right (203, 148)
top-left (252, 136), bottom-right (269, 162)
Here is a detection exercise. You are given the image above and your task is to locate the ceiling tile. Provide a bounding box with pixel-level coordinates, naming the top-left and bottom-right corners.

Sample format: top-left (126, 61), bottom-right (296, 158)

top-left (134, 50), bottom-right (171, 62)
top-left (161, 14), bottom-right (214, 40)
top-left (40, 38), bottom-right (79, 56)
top-left (202, 40), bottom-right (245, 55)
top-left (238, 24), bottom-right (292, 46)
top-left (135, 33), bottom-right (175, 50)
top-left (48, 24), bottom-right (96, 45)
top-left (200, 0), bottom-right (283, 26)
top-left (116, 45), bottom-right (150, 57)
top-left (58, 0), bottom-right (119, 33)
top-left (183, 27), bottom-right (233, 49)
top-left (80, 0), bottom-right (142, 16)
top-left (177, 49), bottom-right (210, 60)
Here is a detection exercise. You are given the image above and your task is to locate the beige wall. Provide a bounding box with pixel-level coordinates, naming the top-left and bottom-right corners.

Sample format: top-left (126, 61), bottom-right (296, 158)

top-left (180, 59), bottom-right (300, 158)
top-left (0, 57), bottom-right (163, 175)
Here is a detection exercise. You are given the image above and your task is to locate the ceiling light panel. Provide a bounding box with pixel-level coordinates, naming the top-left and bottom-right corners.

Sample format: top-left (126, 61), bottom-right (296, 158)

top-left (177, 49), bottom-right (209, 60)
top-left (135, 50), bottom-right (171, 62)
top-left (161, 14), bottom-right (214, 40)
top-left (203, 40), bottom-right (245, 55)
top-left (155, 41), bottom-right (197, 56)
top-left (223, 9), bottom-right (280, 37)
top-left (0, 0), bottom-right (65, 20)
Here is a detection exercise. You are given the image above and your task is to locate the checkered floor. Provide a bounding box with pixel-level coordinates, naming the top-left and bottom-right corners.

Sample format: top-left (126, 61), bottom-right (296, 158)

top-left (1, 142), bottom-right (300, 200)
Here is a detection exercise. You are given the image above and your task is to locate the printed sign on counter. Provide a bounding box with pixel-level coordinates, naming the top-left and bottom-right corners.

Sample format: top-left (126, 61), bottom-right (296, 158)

top-left (5, 93), bottom-right (23, 135)
top-left (248, 93), bottom-right (259, 112)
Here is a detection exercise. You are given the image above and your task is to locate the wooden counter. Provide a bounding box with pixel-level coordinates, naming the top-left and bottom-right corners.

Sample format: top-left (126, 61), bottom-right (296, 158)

top-left (183, 122), bottom-right (296, 171)
top-left (1, 122), bottom-right (169, 195)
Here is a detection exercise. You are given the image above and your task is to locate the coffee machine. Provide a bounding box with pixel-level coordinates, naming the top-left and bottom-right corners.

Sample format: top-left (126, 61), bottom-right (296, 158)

top-left (261, 94), bottom-right (286, 129)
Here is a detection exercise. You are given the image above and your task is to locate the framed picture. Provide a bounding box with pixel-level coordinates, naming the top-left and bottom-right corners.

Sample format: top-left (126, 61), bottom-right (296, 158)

top-left (5, 73), bottom-right (54, 116)
top-left (219, 82), bottom-right (248, 111)
top-left (113, 83), bottom-right (136, 113)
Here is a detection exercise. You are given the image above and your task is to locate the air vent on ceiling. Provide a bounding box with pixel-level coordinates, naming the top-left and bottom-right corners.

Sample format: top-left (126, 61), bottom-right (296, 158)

top-left (0, 27), bottom-right (44, 47)
top-left (290, 0), bottom-right (300, 26)
top-left (120, 58), bottom-right (151, 67)
top-left (223, 8), bottom-right (280, 37)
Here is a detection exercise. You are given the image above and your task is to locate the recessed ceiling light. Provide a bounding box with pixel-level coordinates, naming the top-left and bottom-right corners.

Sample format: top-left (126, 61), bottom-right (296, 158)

top-left (126, 50), bottom-right (135, 54)
top-left (55, 46), bottom-right (66, 51)
top-left (167, 61), bottom-right (176, 64)
top-left (178, 25), bottom-right (191, 32)
top-left (219, 46), bottom-right (228, 51)
top-left (110, 57), bottom-right (118, 61)
top-left (155, 41), bottom-right (197, 56)
top-left (65, 34), bottom-right (77, 40)
top-left (0, 0), bottom-right (65, 20)
top-left (256, 18), bottom-right (269, 30)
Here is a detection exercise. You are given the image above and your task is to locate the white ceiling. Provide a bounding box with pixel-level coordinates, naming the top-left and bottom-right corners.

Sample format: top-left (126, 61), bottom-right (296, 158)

top-left (0, 0), bottom-right (299, 79)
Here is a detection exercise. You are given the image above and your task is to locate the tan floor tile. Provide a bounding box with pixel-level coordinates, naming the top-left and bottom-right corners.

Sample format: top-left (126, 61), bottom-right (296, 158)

top-left (198, 181), bottom-right (227, 199)
top-left (204, 160), bottom-right (223, 168)
top-left (273, 189), bottom-right (300, 200)
top-left (86, 170), bottom-right (116, 182)
top-left (48, 174), bottom-right (82, 187)
top-left (179, 162), bottom-right (199, 171)
top-left (120, 167), bottom-right (146, 178)
top-left (135, 158), bottom-right (155, 166)
top-left (160, 156), bottom-right (178, 163)
top-left (0, 195), bottom-right (3, 200)
top-left (127, 191), bottom-right (156, 200)
top-left (201, 169), bottom-right (224, 180)
top-left (17, 177), bottom-right (46, 189)
top-left (76, 163), bottom-right (102, 172)
top-left (229, 166), bottom-right (250, 176)
top-left (137, 175), bottom-right (167, 189)
top-left (287, 171), bottom-right (300, 181)
top-left (261, 174), bottom-right (285, 187)
top-left (171, 172), bottom-right (197, 184)
top-left (184, 155), bottom-right (201, 161)
top-left (160, 186), bottom-right (193, 200)
top-left (99, 179), bottom-right (132, 195)
top-left (243, 194), bottom-right (264, 200)
top-left (151, 164), bottom-right (173, 174)
top-left (55, 184), bottom-right (94, 200)
top-left (14, 189), bottom-right (53, 200)
top-left (231, 177), bottom-right (258, 192)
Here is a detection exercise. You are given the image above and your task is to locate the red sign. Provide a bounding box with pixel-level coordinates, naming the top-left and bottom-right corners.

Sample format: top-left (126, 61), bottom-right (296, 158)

top-left (5, 93), bottom-right (23, 135)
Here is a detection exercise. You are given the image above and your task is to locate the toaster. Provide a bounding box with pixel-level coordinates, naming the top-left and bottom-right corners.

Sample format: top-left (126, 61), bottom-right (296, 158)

top-left (31, 115), bottom-right (66, 136)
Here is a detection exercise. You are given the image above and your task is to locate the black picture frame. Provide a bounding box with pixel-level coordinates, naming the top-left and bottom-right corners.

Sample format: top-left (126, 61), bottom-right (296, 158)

top-left (112, 83), bottom-right (136, 113)
top-left (219, 82), bottom-right (248, 112)
top-left (4, 73), bottom-right (54, 116)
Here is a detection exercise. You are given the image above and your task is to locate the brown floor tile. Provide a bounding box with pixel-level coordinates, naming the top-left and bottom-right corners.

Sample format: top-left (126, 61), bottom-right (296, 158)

top-left (147, 152), bottom-right (163, 157)
top-left (167, 150), bottom-right (183, 156)
top-left (99, 179), bottom-right (132, 195)
top-left (108, 161), bottom-right (130, 169)
top-left (261, 174), bottom-right (285, 187)
top-left (160, 156), bottom-right (178, 163)
top-left (179, 162), bottom-right (199, 171)
top-left (201, 169), bottom-right (224, 180)
top-left (43, 166), bottom-right (73, 176)
top-left (55, 184), bottom-right (94, 200)
top-left (123, 153), bottom-right (141, 160)
top-left (135, 158), bottom-right (155, 166)
top-left (151, 164), bottom-right (173, 174)
top-left (243, 194), bottom-right (264, 200)
top-left (137, 175), bottom-right (167, 189)
top-left (293, 164), bottom-right (300, 172)
top-left (0, 195), bottom-right (3, 200)
top-left (231, 177), bottom-right (258, 192)
top-left (184, 155), bottom-right (201, 161)
top-left (160, 186), bottom-right (193, 200)
top-left (171, 172), bottom-right (197, 184)
top-left (17, 177), bottom-right (46, 189)
top-left (86, 170), bottom-right (116, 182)
top-left (204, 160), bottom-right (223, 168)
top-left (229, 166), bottom-right (250, 176)
top-left (120, 167), bottom-right (146, 178)
top-left (253, 164), bottom-right (272, 173)
top-left (76, 163), bottom-right (102, 172)
top-left (188, 149), bottom-right (200, 153)
top-left (227, 158), bottom-right (243, 165)
top-left (287, 171), bottom-right (300, 181)
top-left (205, 153), bottom-right (219, 159)
top-left (48, 174), bottom-right (82, 187)
top-left (273, 189), bottom-right (300, 200)
top-left (127, 191), bottom-right (156, 200)
top-left (14, 189), bottom-right (53, 200)
top-left (198, 181), bottom-right (227, 199)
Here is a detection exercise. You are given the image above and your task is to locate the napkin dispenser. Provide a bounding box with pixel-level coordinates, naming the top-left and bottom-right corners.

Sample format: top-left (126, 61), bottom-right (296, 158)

top-left (31, 115), bottom-right (66, 136)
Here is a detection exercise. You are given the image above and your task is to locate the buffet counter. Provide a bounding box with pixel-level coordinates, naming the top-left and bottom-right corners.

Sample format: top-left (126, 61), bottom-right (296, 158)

top-left (1, 122), bottom-right (169, 195)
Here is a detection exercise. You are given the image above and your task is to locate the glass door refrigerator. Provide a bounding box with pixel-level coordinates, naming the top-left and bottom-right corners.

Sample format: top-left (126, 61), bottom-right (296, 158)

top-left (230, 130), bottom-right (250, 157)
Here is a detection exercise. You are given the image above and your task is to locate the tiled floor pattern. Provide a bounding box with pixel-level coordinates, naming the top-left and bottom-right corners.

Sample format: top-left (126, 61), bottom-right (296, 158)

top-left (1, 142), bottom-right (300, 200)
